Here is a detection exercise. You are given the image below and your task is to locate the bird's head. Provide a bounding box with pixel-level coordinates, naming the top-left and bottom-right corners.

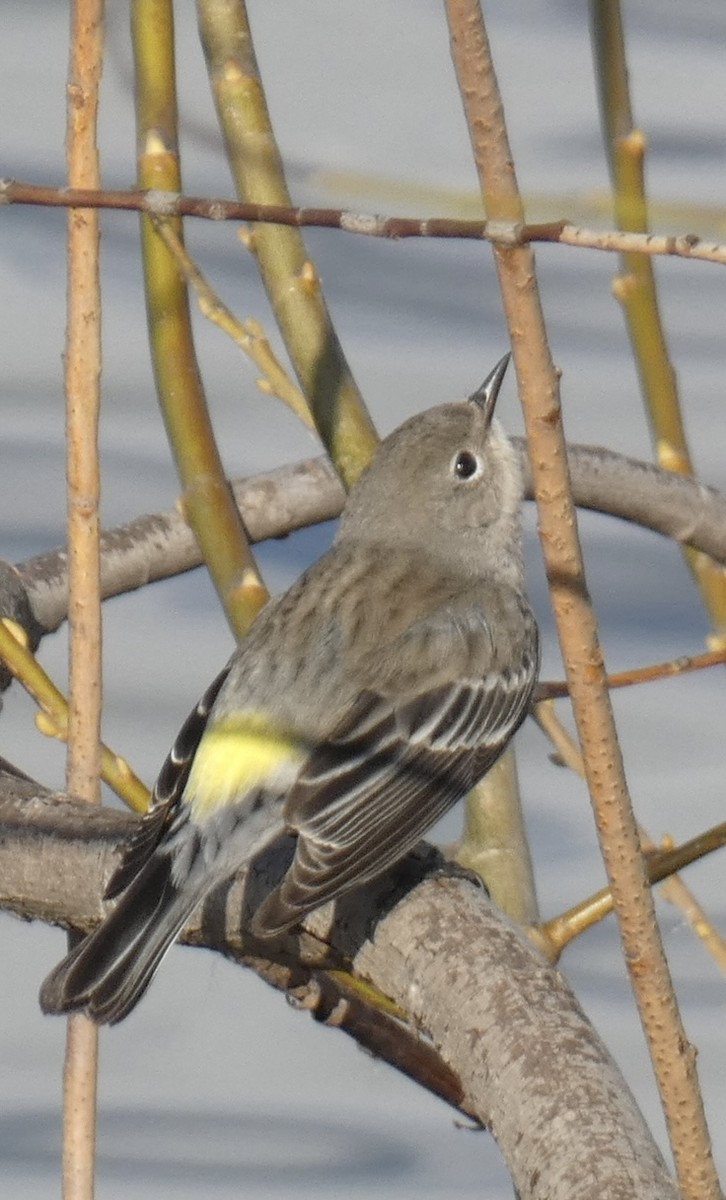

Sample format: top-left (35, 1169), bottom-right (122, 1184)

top-left (338, 354), bottom-right (524, 581)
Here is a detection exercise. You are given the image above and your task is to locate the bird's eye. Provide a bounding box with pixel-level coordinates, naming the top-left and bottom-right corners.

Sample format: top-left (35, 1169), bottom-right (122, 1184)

top-left (452, 450), bottom-right (482, 480)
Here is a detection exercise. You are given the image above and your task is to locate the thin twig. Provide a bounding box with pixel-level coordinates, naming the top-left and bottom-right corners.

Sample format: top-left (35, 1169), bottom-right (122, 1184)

top-left (444, 3), bottom-right (721, 1197)
top-left (4, 179), bottom-right (726, 263)
top-left (538, 646), bottom-right (726, 700)
top-left (63, 1), bottom-right (105, 1195)
top-left (533, 700), bottom-right (726, 971)
top-left (0, 619), bottom-right (148, 811)
top-left (150, 216), bottom-right (314, 429)
top-left (543, 815), bottom-right (726, 968)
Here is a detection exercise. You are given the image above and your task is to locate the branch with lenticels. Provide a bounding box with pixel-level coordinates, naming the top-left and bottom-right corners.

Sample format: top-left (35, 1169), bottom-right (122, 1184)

top-left (4, 441), bottom-right (725, 646)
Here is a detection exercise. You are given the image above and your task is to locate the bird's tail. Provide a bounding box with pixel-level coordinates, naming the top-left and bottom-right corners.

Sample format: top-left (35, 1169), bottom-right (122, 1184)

top-left (39, 853), bottom-right (202, 1025)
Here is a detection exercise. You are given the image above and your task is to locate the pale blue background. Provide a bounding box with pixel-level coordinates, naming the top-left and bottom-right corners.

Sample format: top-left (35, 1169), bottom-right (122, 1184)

top-left (1, 2), bottom-right (725, 1196)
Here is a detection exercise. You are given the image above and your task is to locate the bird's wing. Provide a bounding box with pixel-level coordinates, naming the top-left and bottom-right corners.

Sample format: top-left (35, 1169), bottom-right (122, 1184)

top-left (104, 664), bottom-right (231, 900)
top-left (251, 640), bottom-right (538, 937)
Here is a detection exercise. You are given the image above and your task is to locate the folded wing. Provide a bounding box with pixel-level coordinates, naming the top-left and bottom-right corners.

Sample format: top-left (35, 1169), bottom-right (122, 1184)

top-left (251, 641), bottom-right (537, 937)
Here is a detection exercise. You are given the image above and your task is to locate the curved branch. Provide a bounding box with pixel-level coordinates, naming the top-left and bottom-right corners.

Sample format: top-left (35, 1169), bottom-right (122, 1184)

top-left (10, 443), bottom-right (726, 638)
top-left (0, 775), bottom-right (677, 1200)
top-left (14, 458), bottom-right (345, 636)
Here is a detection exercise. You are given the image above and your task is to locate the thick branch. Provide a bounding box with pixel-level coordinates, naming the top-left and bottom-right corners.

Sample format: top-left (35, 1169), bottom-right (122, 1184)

top-left (1, 776), bottom-right (677, 1200)
top-left (11, 444), bottom-right (726, 638)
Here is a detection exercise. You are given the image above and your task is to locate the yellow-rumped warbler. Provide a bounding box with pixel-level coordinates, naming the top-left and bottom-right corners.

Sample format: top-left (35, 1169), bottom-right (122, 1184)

top-left (40, 354), bottom-right (538, 1024)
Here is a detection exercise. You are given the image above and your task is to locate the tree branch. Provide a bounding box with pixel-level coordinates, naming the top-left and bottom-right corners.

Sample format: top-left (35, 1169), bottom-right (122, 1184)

top-left (1, 773), bottom-right (677, 1200)
top-left (8, 442), bottom-right (726, 640)
top-left (2, 179), bottom-right (725, 265)
top-left (443, 1), bottom-right (719, 1193)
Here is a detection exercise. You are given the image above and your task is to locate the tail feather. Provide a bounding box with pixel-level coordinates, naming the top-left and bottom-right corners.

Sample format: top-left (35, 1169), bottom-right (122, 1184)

top-left (40, 854), bottom-right (203, 1025)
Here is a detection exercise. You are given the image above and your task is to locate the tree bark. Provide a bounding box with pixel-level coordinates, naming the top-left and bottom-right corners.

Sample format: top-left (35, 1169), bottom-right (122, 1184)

top-left (10, 442), bottom-right (726, 642)
top-left (0, 772), bottom-right (678, 1200)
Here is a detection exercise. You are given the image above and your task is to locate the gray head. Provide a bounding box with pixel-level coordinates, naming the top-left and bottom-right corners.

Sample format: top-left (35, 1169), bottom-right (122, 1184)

top-left (338, 355), bottom-right (525, 583)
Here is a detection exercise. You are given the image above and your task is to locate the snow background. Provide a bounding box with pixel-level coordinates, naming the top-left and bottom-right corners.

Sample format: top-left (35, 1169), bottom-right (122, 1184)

top-left (1, 2), bottom-right (725, 1196)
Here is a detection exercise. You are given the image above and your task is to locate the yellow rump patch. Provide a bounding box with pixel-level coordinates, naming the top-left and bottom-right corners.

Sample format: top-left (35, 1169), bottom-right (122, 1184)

top-left (185, 711), bottom-right (308, 821)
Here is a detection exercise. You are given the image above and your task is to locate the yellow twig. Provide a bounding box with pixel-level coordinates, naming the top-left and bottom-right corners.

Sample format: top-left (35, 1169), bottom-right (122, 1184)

top-left (454, 749), bottom-right (539, 924)
top-left (543, 820), bottom-right (726, 969)
top-left (151, 216), bottom-right (314, 430)
top-left (0, 622), bottom-right (149, 814)
top-left (197, 0), bottom-right (379, 488)
top-left (591, 1), bottom-right (726, 639)
top-left (132, 0), bottom-right (267, 640)
top-left (534, 700), bottom-right (726, 970)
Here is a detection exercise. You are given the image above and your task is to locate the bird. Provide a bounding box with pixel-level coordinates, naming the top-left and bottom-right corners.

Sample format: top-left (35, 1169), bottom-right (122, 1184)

top-left (40, 353), bottom-right (539, 1024)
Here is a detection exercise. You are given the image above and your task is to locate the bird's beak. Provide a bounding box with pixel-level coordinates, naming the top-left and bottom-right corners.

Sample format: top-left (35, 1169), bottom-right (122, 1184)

top-left (468, 353), bottom-right (511, 426)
